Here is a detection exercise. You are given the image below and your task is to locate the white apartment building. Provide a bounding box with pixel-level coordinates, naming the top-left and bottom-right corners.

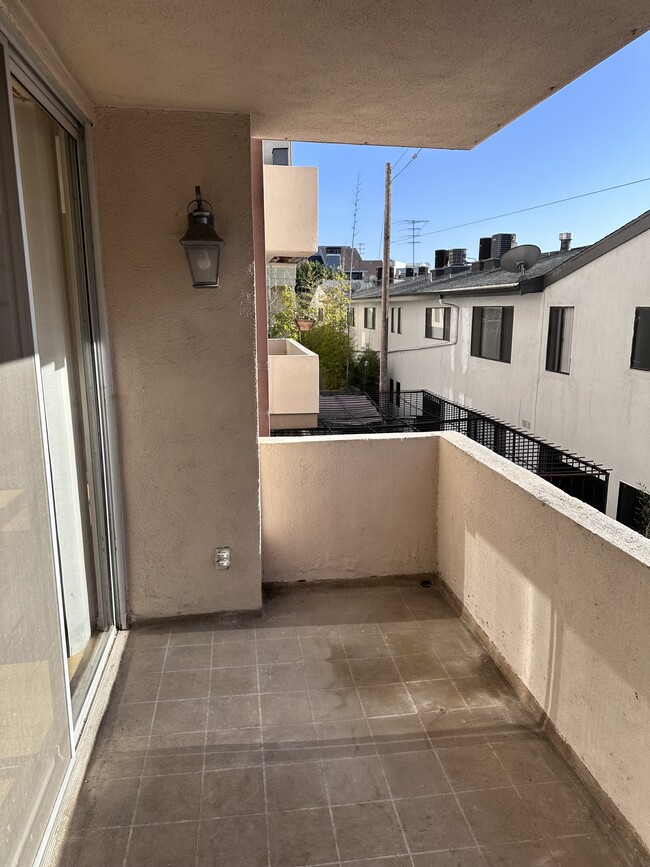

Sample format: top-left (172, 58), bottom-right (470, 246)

top-left (351, 213), bottom-right (650, 525)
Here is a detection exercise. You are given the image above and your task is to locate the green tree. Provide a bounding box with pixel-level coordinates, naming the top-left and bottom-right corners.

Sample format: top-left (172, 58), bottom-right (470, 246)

top-left (349, 347), bottom-right (380, 397)
top-left (295, 259), bottom-right (336, 294)
top-left (268, 286), bottom-right (299, 339)
top-left (302, 324), bottom-right (354, 390)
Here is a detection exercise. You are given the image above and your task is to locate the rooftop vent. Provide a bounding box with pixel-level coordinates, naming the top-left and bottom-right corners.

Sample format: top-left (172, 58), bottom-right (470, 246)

top-left (478, 237), bottom-right (492, 261)
top-left (376, 266), bottom-right (395, 284)
top-left (418, 265), bottom-right (429, 276)
top-left (405, 267), bottom-right (414, 278)
top-left (448, 248), bottom-right (467, 267)
top-left (434, 249), bottom-right (449, 269)
top-left (559, 232), bottom-right (573, 252)
top-left (491, 233), bottom-right (516, 260)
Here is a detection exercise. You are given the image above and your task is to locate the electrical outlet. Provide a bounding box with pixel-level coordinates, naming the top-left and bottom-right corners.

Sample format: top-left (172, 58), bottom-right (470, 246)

top-left (215, 547), bottom-right (231, 569)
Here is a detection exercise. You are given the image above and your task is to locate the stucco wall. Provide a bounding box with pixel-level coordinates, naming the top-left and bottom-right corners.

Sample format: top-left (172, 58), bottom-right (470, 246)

top-left (259, 435), bottom-right (437, 582)
top-left (263, 164), bottom-right (318, 259)
top-left (353, 228), bottom-right (650, 520)
top-left (93, 108), bottom-right (262, 619)
top-left (268, 338), bottom-right (319, 427)
top-left (535, 231), bottom-right (650, 515)
top-left (352, 293), bottom-right (544, 429)
top-left (435, 432), bottom-right (650, 848)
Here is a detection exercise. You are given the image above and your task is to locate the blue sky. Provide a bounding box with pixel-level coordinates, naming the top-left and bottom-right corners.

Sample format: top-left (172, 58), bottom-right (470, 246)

top-left (293, 32), bottom-right (650, 265)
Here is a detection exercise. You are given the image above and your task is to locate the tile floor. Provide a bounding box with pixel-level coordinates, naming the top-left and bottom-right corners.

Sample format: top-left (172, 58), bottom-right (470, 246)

top-left (59, 583), bottom-right (636, 867)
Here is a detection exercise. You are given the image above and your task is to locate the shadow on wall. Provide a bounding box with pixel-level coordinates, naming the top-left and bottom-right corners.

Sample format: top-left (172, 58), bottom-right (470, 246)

top-left (436, 433), bottom-right (649, 848)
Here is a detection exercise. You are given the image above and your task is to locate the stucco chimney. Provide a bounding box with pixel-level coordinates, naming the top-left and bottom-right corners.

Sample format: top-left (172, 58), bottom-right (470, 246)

top-left (559, 232), bottom-right (572, 252)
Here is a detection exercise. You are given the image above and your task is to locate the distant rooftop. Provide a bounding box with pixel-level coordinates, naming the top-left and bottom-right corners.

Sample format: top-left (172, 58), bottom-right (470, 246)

top-left (352, 208), bottom-right (650, 301)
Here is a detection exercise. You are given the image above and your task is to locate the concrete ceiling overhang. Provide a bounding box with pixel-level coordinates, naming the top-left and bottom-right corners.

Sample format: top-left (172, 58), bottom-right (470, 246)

top-left (14, 0), bottom-right (649, 148)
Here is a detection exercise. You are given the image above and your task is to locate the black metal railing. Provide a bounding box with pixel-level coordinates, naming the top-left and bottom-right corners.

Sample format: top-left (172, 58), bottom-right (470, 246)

top-left (376, 390), bottom-right (609, 511)
top-left (271, 388), bottom-right (610, 512)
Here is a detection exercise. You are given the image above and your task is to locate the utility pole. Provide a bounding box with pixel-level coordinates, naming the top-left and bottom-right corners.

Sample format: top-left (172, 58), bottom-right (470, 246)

top-left (346, 172), bottom-right (362, 387)
top-left (379, 162), bottom-right (391, 396)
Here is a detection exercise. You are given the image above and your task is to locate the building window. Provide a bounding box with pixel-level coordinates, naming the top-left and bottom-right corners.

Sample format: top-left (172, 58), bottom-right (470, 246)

top-left (395, 380), bottom-right (401, 407)
top-left (471, 306), bottom-right (513, 362)
top-left (425, 307), bottom-right (450, 340)
top-left (364, 307), bottom-right (376, 329)
top-left (546, 306), bottom-right (574, 374)
top-left (271, 146), bottom-right (289, 166)
top-left (351, 271), bottom-right (364, 280)
top-left (617, 481), bottom-right (650, 536)
top-left (630, 307), bottom-right (650, 371)
top-left (391, 307), bottom-right (402, 334)
top-left (348, 306), bottom-right (355, 326)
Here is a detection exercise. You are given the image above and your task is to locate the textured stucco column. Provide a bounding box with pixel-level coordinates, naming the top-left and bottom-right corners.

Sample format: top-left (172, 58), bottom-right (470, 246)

top-left (93, 108), bottom-right (262, 619)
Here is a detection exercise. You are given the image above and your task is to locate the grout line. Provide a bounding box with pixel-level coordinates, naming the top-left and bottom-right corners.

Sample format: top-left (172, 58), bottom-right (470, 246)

top-left (426, 735), bottom-right (486, 863)
top-left (191, 620), bottom-right (215, 866)
top-left (121, 626), bottom-right (172, 867)
top-left (339, 615), bottom-right (416, 867)
top-left (253, 619), bottom-right (273, 867)
top-left (400, 590), bottom-right (485, 864)
top-left (302, 647), bottom-right (343, 867)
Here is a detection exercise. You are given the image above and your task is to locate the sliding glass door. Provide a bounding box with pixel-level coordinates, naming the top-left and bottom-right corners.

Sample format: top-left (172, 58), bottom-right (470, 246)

top-left (0, 34), bottom-right (117, 867)
top-left (11, 78), bottom-right (112, 719)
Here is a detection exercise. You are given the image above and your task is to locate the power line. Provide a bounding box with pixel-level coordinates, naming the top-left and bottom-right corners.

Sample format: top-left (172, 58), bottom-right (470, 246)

top-left (391, 147), bottom-right (411, 172)
top-left (415, 176), bottom-right (650, 238)
top-left (392, 148), bottom-right (423, 183)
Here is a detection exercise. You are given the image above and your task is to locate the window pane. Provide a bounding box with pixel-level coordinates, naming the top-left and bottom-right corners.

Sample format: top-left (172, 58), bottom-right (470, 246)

top-left (0, 71), bottom-right (71, 867)
top-left (631, 307), bottom-right (650, 371)
top-left (559, 307), bottom-right (573, 373)
top-left (13, 79), bottom-right (112, 717)
top-left (481, 307), bottom-right (502, 360)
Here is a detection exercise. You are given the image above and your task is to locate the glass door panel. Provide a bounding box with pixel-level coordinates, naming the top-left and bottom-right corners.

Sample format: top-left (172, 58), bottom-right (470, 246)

top-left (12, 79), bottom-right (112, 719)
top-left (0, 51), bottom-right (71, 867)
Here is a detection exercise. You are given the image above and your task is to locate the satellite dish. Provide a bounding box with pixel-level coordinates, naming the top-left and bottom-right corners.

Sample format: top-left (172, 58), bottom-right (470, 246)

top-left (500, 244), bottom-right (541, 276)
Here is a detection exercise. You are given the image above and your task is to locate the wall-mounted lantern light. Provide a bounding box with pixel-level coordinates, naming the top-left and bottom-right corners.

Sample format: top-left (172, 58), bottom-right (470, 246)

top-left (179, 186), bottom-right (224, 287)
